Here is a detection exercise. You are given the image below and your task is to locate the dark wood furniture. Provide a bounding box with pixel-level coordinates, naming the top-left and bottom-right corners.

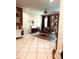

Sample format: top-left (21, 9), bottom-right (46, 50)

top-left (16, 7), bottom-right (23, 29)
top-left (40, 27), bottom-right (50, 38)
top-left (61, 51), bottom-right (63, 59)
top-left (16, 7), bottom-right (23, 38)
top-left (31, 28), bottom-right (39, 33)
top-left (41, 13), bottom-right (59, 38)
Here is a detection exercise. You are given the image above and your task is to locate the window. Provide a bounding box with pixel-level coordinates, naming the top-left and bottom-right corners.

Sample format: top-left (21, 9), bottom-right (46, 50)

top-left (44, 17), bottom-right (48, 27)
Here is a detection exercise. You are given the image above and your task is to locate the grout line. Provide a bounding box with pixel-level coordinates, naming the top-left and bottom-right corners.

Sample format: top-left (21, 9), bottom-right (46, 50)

top-left (43, 40), bottom-right (48, 59)
top-left (16, 43), bottom-right (27, 56)
top-left (25, 46), bottom-right (30, 59)
top-left (25, 37), bottom-right (34, 59)
top-left (16, 39), bottom-right (29, 57)
top-left (36, 37), bottom-right (38, 59)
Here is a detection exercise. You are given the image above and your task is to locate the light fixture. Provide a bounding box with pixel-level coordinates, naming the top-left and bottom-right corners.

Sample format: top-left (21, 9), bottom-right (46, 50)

top-left (50, 0), bottom-right (53, 2)
top-left (44, 9), bottom-right (47, 14)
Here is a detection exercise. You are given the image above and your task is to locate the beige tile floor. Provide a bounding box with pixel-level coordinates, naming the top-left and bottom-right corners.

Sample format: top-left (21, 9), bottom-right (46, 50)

top-left (16, 34), bottom-right (56, 59)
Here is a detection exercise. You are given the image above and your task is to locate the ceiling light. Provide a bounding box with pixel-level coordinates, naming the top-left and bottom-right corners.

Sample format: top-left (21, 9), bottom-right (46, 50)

top-left (44, 9), bottom-right (47, 14)
top-left (50, 0), bottom-right (53, 2)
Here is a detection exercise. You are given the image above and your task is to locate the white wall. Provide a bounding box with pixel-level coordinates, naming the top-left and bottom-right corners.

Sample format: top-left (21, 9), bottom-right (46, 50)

top-left (23, 8), bottom-right (42, 35)
top-left (23, 11), bottom-right (30, 34)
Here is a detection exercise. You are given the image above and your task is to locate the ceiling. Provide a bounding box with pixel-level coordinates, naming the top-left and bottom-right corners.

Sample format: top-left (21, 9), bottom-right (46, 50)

top-left (16, 0), bottom-right (60, 13)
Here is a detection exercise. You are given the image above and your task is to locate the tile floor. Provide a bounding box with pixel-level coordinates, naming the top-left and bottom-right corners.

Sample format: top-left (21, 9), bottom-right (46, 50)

top-left (16, 34), bottom-right (56, 59)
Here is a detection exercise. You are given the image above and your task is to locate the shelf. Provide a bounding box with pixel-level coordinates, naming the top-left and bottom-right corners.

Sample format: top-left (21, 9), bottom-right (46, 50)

top-left (16, 22), bottom-right (20, 23)
top-left (16, 17), bottom-right (21, 18)
top-left (16, 12), bottom-right (20, 14)
top-left (16, 7), bottom-right (22, 29)
top-left (16, 13), bottom-right (21, 17)
top-left (16, 22), bottom-right (21, 24)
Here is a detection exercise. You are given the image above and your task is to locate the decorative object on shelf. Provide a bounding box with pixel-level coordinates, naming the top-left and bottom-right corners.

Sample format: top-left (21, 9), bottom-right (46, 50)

top-left (16, 17), bottom-right (20, 23)
top-left (52, 16), bottom-right (54, 20)
top-left (52, 23), bottom-right (54, 27)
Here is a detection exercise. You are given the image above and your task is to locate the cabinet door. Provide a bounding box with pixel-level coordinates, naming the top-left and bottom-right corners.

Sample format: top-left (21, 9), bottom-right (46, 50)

top-left (50, 14), bottom-right (59, 37)
top-left (16, 7), bottom-right (23, 29)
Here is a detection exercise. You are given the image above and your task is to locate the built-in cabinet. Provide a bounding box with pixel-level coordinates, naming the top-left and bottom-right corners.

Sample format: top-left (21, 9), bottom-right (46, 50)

top-left (16, 7), bottom-right (23, 38)
top-left (16, 7), bottom-right (23, 29)
top-left (41, 13), bottom-right (59, 38)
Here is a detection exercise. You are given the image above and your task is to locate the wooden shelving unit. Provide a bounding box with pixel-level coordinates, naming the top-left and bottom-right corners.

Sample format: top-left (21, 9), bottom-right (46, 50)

top-left (16, 7), bottom-right (23, 38)
top-left (41, 13), bottom-right (59, 38)
top-left (16, 7), bottom-right (23, 30)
